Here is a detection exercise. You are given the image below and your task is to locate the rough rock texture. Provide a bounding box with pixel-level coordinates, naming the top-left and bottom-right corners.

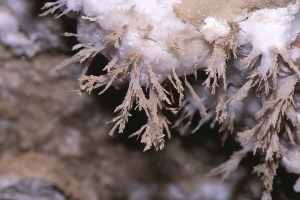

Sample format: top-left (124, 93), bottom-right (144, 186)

top-left (0, 48), bottom-right (264, 200)
top-left (0, 178), bottom-right (67, 200)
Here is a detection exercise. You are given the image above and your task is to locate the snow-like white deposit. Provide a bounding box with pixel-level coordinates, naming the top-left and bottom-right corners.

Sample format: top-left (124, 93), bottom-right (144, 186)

top-left (236, 2), bottom-right (300, 79)
top-left (45, 0), bottom-right (211, 84)
top-left (202, 17), bottom-right (231, 43)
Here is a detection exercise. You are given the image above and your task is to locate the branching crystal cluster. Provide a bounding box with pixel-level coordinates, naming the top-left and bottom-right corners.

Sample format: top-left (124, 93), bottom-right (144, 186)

top-left (40, 0), bottom-right (300, 199)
